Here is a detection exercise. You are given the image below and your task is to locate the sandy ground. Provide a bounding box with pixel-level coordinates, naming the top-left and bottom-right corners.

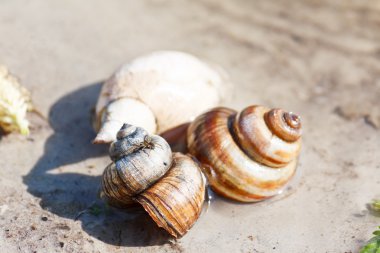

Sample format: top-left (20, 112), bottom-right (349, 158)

top-left (0, 0), bottom-right (380, 252)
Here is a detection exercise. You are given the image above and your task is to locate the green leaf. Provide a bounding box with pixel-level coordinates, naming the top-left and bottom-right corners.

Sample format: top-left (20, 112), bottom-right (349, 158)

top-left (372, 200), bottom-right (380, 212)
top-left (360, 227), bottom-right (380, 253)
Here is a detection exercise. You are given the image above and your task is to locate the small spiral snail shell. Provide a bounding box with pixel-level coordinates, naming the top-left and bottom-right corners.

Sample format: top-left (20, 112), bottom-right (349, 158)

top-left (187, 105), bottom-right (302, 202)
top-left (102, 124), bottom-right (205, 238)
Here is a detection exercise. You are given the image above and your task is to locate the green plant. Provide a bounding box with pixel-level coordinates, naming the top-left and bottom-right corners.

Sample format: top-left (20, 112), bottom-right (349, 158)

top-left (372, 200), bottom-right (380, 213)
top-left (360, 226), bottom-right (380, 253)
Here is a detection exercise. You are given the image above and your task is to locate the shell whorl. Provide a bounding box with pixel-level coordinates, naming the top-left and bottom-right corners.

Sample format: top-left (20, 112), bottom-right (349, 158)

top-left (136, 153), bottom-right (205, 238)
top-left (101, 124), bottom-right (205, 238)
top-left (102, 124), bottom-right (172, 208)
top-left (187, 105), bottom-right (302, 202)
top-left (233, 106), bottom-right (301, 168)
top-left (94, 51), bottom-right (229, 144)
top-left (264, 108), bottom-right (301, 142)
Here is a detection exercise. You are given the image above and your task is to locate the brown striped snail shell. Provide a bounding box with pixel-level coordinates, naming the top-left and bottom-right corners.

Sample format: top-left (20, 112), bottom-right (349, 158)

top-left (101, 124), bottom-right (205, 238)
top-left (187, 105), bottom-right (302, 202)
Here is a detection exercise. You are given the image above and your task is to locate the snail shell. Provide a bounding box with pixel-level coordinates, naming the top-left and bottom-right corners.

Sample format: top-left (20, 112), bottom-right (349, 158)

top-left (94, 51), bottom-right (229, 144)
top-left (187, 105), bottom-right (302, 202)
top-left (0, 65), bottom-right (32, 135)
top-left (102, 124), bottom-right (205, 238)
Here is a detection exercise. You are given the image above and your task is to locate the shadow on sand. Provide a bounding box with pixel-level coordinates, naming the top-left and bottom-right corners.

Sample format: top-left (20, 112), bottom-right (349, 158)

top-left (23, 82), bottom-right (170, 247)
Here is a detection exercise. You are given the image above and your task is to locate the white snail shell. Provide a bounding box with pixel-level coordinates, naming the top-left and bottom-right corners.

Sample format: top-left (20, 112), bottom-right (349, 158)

top-left (187, 105), bottom-right (302, 202)
top-left (102, 124), bottom-right (205, 238)
top-left (0, 66), bottom-right (31, 135)
top-left (94, 51), bottom-right (228, 144)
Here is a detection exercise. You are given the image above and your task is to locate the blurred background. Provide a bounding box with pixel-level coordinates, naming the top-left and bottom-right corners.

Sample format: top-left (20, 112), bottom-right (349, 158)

top-left (0, 0), bottom-right (379, 252)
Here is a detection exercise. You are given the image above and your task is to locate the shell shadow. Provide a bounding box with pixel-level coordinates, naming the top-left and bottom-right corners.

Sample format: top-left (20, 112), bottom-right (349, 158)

top-left (23, 82), bottom-right (170, 247)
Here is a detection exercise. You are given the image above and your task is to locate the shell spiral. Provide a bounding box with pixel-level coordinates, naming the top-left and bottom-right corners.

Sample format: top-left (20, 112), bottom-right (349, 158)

top-left (93, 51), bottom-right (229, 144)
top-left (187, 105), bottom-right (302, 202)
top-left (102, 124), bottom-right (205, 238)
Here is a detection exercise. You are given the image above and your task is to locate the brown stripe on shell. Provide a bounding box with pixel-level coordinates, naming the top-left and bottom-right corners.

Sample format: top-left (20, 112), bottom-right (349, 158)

top-left (101, 163), bottom-right (135, 208)
top-left (101, 126), bottom-right (173, 209)
top-left (264, 108), bottom-right (302, 142)
top-left (232, 106), bottom-right (287, 167)
top-left (189, 108), bottom-right (293, 189)
top-left (210, 121), bottom-right (296, 190)
top-left (114, 135), bottom-right (173, 196)
top-left (135, 153), bottom-right (205, 238)
top-left (187, 106), bottom-right (299, 202)
top-left (202, 164), bottom-right (268, 202)
top-left (233, 106), bottom-right (301, 168)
